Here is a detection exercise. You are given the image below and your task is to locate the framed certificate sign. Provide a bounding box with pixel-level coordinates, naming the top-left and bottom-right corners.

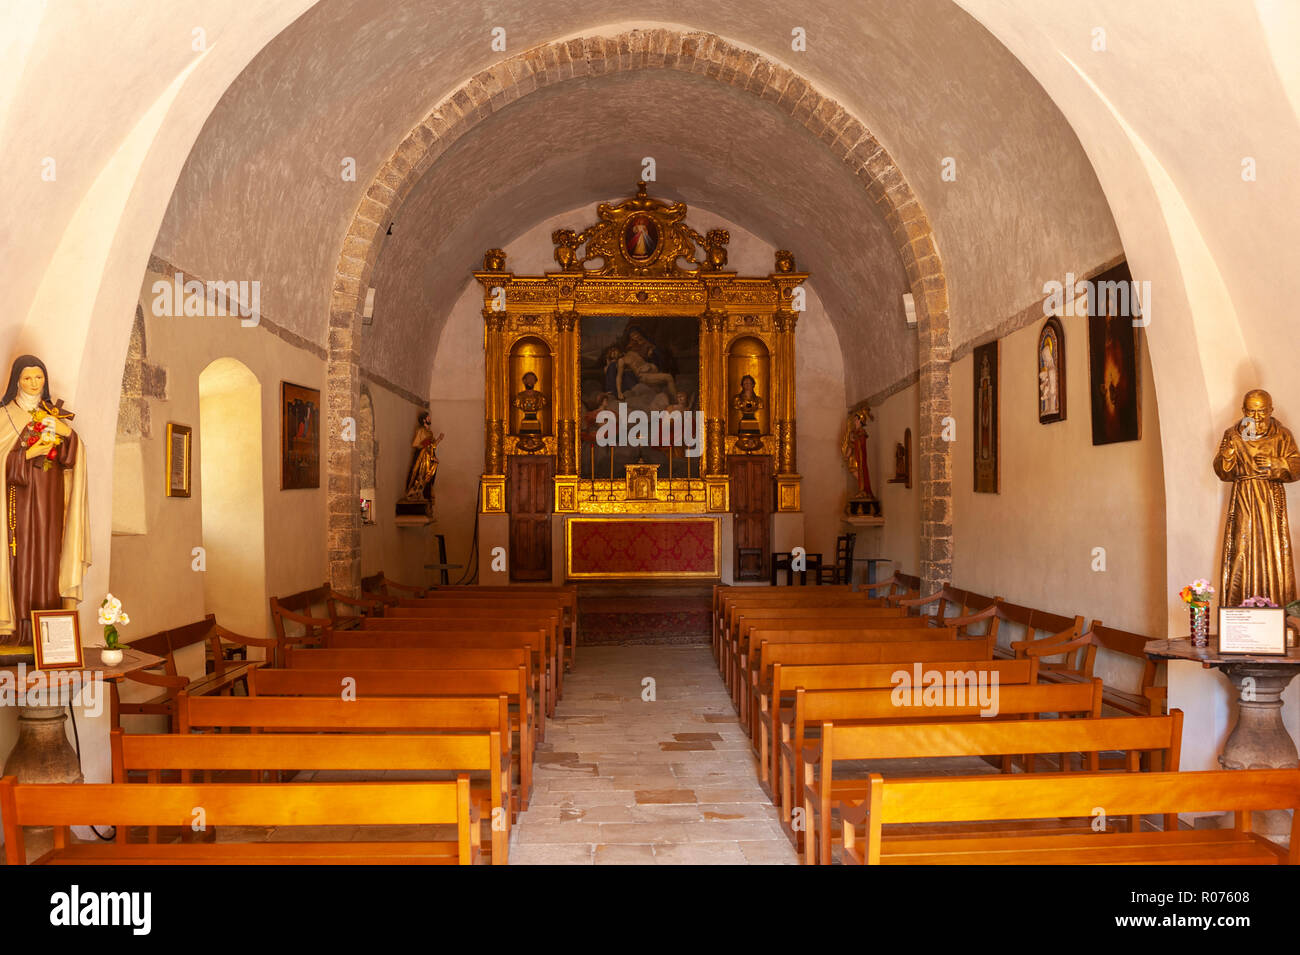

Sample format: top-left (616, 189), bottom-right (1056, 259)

top-left (31, 610), bottom-right (84, 670)
top-left (1219, 607), bottom-right (1287, 655)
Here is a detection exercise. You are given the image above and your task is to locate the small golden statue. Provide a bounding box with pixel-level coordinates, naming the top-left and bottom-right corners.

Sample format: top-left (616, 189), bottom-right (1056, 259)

top-left (731, 374), bottom-right (764, 452)
top-left (1213, 389), bottom-right (1300, 608)
top-left (403, 412), bottom-right (442, 508)
top-left (842, 404), bottom-right (881, 516)
top-left (513, 371), bottom-right (548, 452)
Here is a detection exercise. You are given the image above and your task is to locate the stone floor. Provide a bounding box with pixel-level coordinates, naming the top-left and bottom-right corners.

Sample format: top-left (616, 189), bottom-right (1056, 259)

top-left (508, 644), bottom-right (798, 864)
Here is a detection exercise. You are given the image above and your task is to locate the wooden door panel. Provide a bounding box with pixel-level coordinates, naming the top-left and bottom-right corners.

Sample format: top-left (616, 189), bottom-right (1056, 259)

top-left (729, 455), bottom-right (772, 579)
top-left (508, 456), bottom-right (552, 581)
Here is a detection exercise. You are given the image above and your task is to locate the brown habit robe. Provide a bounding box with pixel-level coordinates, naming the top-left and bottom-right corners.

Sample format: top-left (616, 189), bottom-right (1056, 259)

top-left (4, 422), bottom-right (79, 646)
top-left (1213, 420), bottom-right (1300, 609)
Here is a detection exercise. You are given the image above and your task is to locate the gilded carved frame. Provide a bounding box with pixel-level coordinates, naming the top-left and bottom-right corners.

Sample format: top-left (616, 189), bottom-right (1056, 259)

top-left (475, 183), bottom-right (807, 515)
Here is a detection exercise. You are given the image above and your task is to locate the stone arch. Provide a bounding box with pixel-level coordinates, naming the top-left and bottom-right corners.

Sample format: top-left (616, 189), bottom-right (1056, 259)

top-left (325, 27), bottom-right (952, 593)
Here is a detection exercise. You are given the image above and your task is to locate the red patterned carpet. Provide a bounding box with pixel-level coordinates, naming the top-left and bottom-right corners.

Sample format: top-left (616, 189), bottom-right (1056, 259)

top-left (578, 584), bottom-right (713, 646)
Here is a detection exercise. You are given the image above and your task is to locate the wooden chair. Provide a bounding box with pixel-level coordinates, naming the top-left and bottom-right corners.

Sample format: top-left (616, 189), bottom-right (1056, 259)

top-left (815, 533), bottom-right (857, 585)
top-left (0, 775), bottom-right (478, 865)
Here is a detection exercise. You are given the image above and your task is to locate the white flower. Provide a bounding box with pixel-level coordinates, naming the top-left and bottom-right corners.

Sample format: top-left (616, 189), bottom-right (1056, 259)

top-left (109, 596), bottom-right (122, 613)
top-left (118, 613), bottom-right (129, 625)
top-left (97, 607), bottom-right (115, 626)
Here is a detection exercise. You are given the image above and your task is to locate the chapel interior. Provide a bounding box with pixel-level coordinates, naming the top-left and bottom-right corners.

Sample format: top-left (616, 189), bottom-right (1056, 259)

top-left (2, 0), bottom-right (1300, 870)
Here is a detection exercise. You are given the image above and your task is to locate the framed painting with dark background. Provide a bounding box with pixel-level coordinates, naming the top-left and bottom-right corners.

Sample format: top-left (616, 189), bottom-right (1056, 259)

top-left (281, 381), bottom-right (321, 489)
top-left (1087, 263), bottom-right (1141, 446)
top-left (1037, 317), bottom-right (1066, 424)
top-left (973, 340), bottom-right (999, 493)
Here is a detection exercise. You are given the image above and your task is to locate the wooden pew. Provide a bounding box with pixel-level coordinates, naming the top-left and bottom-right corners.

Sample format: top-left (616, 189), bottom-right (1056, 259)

top-left (268, 583), bottom-right (384, 666)
top-left (363, 613), bottom-right (563, 707)
top-left (328, 629), bottom-right (550, 719)
top-left (272, 654), bottom-right (536, 807)
top-left (385, 603), bottom-right (564, 699)
top-left (1016, 620), bottom-right (1167, 718)
top-left (994, 600), bottom-right (1084, 661)
top-left (0, 775), bottom-right (477, 865)
top-left (841, 767), bottom-right (1300, 865)
top-left (730, 611), bottom-right (922, 706)
top-left (738, 624), bottom-right (963, 722)
top-left (109, 726), bottom-right (510, 862)
top-left (778, 680), bottom-right (1104, 841)
top-left (716, 589), bottom-right (891, 666)
top-left (810, 710), bottom-right (1184, 864)
top-left (361, 571), bottom-right (429, 604)
top-left (757, 654), bottom-right (1028, 789)
top-left (421, 585), bottom-right (579, 669)
top-left (113, 615), bottom-right (276, 732)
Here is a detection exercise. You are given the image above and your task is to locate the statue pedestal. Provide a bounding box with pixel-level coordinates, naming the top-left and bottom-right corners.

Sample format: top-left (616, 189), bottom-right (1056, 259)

top-left (3, 704), bottom-right (84, 862)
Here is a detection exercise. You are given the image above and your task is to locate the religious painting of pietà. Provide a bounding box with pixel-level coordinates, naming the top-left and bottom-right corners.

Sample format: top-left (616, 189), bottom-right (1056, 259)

top-left (281, 381), bottom-right (320, 489)
top-left (1038, 317), bottom-right (1065, 424)
top-left (1214, 389), bottom-right (1300, 608)
top-left (580, 316), bottom-right (698, 480)
top-left (1, 355), bottom-right (90, 647)
top-left (974, 341), bottom-right (999, 493)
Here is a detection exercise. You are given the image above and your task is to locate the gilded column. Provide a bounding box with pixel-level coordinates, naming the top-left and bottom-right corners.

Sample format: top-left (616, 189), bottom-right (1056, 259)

top-left (484, 309), bottom-right (507, 475)
top-left (774, 308), bottom-right (798, 475)
top-left (702, 308), bottom-right (727, 476)
top-left (554, 309), bottom-right (578, 475)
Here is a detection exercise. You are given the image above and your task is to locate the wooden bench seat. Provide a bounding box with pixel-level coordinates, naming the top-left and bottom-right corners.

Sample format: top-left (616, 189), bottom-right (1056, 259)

top-left (0, 776), bottom-right (478, 865)
top-left (328, 629), bottom-right (550, 719)
top-left (364, 612), bottom-right (563, 706)
top-left (267, 656), bottom-right (536, 806)
top-left (110, 727), bottom-right (509, 862)
top-left (757, 656), bottom-right (1031, 790)
top-left (838, 767), bottom-right (1299, 865)
top-left (778, 680), bottom-right (1104, 846)
top-left (420, 585), bottom-right (578, 669)
top-left (1018, 620), bottom-right (1167, 720)
top-left (269, 583), bottom-right (383, 666)
top-left (809, 710), bottom-right (1184, 864)
top-left (113, 615), bottom-right (275, 731)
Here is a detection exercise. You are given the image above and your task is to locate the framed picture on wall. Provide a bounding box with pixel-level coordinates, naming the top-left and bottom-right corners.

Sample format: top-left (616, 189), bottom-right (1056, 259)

top-left (973, 340), bottom-right (999, 493)
top-left (281, 381), bottom-right (321, 489)
top-left (165, 422), bottom-right (192, 497)
top-left (1037, 317), bottom-right (1066, 424)
top-left (1088, 263), bottom-right (1141, 445)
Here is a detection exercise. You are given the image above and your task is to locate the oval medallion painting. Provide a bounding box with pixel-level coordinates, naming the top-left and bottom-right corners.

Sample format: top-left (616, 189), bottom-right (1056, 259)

top-left (624, 214), bottom-right (659, 262)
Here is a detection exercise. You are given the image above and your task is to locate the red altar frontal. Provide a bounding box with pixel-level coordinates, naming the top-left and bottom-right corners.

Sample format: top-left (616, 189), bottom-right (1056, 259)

top-left (565, 517), bottom-right (720, 579)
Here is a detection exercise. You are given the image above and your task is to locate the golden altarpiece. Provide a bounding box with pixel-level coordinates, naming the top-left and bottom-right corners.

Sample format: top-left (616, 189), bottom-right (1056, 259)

top-left (473, 183), bottom-right (807, 579)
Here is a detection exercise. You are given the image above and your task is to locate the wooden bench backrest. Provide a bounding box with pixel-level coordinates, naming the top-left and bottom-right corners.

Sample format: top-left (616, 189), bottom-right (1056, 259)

top-left (794, 678), bottom-right (1102, 725)
top-left (824, 711), bottom-right (1181, 765)
top-left (864, 768), bottom-right (1300, 840)
top-left (748, 625), bottom-right (963, 654)
top-left (362, 616), bottom-right (555, 631)
top-left (738, 613), bottom-right (921, 646)
top-left (0, 775), bottom-right (472, 865)
top-left (774, 658), bottom-right (1036, 695)
top-left (251, 669), bottom-right (510, 706)
top-left (320, 639), bottom-right (532, 668)
top-left (178, 689), bottom-right (522, 732)
top-left (112, 726), bottom-right (499, 775)
top-left (758, 639), bottom-right (997, 672)
top-left (284, 647), bottom-right (530, 685)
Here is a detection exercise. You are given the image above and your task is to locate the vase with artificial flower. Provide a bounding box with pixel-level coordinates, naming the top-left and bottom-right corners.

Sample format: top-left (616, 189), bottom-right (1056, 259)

top-left (1179, 579), bottom-right (1214, 647)
top-left (98, 593), bottom-right (130, 666)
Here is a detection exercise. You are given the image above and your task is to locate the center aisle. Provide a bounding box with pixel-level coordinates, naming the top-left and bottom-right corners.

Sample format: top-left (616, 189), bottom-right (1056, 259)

top-left (509, 645), bottom-right (798, 864)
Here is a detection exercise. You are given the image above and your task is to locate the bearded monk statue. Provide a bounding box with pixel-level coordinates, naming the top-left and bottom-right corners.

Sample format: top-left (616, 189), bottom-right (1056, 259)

top-left (1213, 389), bottom-right (1300, 609)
